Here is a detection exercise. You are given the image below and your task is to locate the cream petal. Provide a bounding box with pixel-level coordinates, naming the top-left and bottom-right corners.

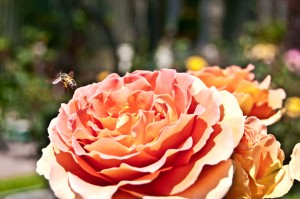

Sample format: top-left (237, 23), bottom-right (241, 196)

top-left (260, 109), bottom-right (284, 126)
top-left (36, 144), bottom-right (55, 179)
top-left (289, 143), bottom-right (300, 181)
top-left (220, 90), bottom-right (245, 147)
top-left (190, 77), bottom-right (208, 95)
top-left (268, 89), bottom-right (286, 110)
top-left (68, 173), bottom-right (118, 199)
top-left (143, 196), bottom-right (186, 199)
top-left (259, 75), bottom-right (271, 89)
top-left (48, 156), bottom-right (75, 199)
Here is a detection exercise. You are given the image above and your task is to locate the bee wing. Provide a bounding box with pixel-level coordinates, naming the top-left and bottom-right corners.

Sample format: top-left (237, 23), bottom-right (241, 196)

top-left (52, 77), bottom-right (62, 84)
top-left (68, 71), bottom-right (74, 78)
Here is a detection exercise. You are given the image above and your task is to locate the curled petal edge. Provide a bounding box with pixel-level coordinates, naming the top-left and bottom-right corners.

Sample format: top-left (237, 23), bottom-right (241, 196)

top-left (289, 143), bottom-right (300, 181)
top-left (265, 165), bottom-right (293, 198)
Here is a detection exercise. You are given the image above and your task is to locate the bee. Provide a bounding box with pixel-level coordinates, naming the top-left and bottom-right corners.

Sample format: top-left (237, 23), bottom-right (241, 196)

top-left (52, 71), bottom-right (77, 90)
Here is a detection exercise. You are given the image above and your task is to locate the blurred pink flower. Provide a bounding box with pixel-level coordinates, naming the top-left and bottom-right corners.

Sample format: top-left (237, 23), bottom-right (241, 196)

top-left (284, 49), bottom-right (300, 74)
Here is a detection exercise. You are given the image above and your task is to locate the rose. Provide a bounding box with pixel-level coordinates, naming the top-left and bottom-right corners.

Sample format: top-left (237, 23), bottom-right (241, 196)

top-left (226, 117), bottom-right (294, 198)
top-left (225, 117), bottom-right (293, 198)
top-left (189, 64), bottom-right (286, 125)
top-left (37, 69), bottom-right (245, 199)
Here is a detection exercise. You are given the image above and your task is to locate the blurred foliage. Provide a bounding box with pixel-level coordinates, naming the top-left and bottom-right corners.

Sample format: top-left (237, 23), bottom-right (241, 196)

top-left (0, 174), bottom-right (47, 197)
top-left (215, 18), bottom-right (300, 160)
top-left (0, 27), bottom-right (62, 149)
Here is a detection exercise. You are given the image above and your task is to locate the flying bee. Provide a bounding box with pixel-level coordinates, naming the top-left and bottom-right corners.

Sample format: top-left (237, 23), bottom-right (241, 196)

top-left (52, 71), bottom-right (77, 90)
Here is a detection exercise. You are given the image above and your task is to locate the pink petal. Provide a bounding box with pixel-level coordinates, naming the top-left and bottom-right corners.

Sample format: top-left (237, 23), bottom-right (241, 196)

top-left (154, 69), bottom-right (176, 95)
top-left (194, 87), bottom-right (222, 125)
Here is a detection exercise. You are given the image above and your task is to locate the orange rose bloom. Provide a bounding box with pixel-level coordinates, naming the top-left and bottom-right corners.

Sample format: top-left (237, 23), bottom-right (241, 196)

top-left (37, 69), bottom-right (245, 199)
top-left (226, 117), bottom-right (293, 198)
top-left (189, 64), bottom-right (286, 125)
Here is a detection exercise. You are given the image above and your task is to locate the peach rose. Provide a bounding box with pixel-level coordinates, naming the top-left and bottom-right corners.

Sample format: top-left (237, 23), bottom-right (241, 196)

top-left (37, 69), bottom-right (245, 199)
top-left (189, 64), bottom-right (286, 125)
top-left (225, 117), bottom-right (293, 198)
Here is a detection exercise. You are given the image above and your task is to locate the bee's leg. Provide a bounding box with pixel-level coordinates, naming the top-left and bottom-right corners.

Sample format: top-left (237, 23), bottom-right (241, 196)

top-left (63, 82), bottom-right (70, 94)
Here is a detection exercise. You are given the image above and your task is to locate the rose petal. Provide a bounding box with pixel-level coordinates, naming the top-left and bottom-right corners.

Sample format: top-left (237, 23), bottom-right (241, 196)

top-left (146, 114), bottom-right (195, 156)
top-left (264, 165), bottom-right (293, 198)
top-left (105, 136), bottom-right (193, 175)
top-left (259, 75), bottom-right (271, 89)
top-left (268, 88), bottom-right (286, 110)
top-left (48, 163), bottom-right (75, 199)
top-left (136, 122), bottom-right (235, 195)
top-left (143, 196), bottom-right (186, 199)
top-left (194, 87), bottom-right (222, 125)
top-left (289, 143), bottom-right (300, 181)
top-left (68, 173), bottom-right (119, 199)
top-left (260, 109), bottom-right (284, 126)
top-left (84, 137), bottom-right (132, 156)
top-left (178, 160), bottom-right (234, 199)
top-left (48, 118), bottom-right (70, 152)
top-left (220, 90), bottom-right (245, 147)
top-left (36, 144), bottom-right (55, 179)
top-left (154, 69), bottom-right (176, 95)
top-left (37, 146), bottom-right (75, 199)
top-left (225, 160), bottom-right (251, 198)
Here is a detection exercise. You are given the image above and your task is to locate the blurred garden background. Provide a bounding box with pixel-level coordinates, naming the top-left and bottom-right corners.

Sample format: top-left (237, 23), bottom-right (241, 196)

top-left (0, 0), bottom-right (300, 198)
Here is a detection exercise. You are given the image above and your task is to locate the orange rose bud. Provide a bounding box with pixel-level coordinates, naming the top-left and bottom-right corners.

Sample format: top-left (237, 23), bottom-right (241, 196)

top-left (189, 64), bottom-right (286, 125)
top-left (226, 117), bottom-right (293, 198)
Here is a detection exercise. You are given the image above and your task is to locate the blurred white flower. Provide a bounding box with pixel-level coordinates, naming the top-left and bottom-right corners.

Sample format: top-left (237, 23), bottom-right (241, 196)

top-left (155, 44), bottom-right (173, 69)
top-left (32, 41), bottom-right (47, 58)
top-left (117, 43), bottom-right (134, 74)
top-left (201, 43), bottom-right (220, 63)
